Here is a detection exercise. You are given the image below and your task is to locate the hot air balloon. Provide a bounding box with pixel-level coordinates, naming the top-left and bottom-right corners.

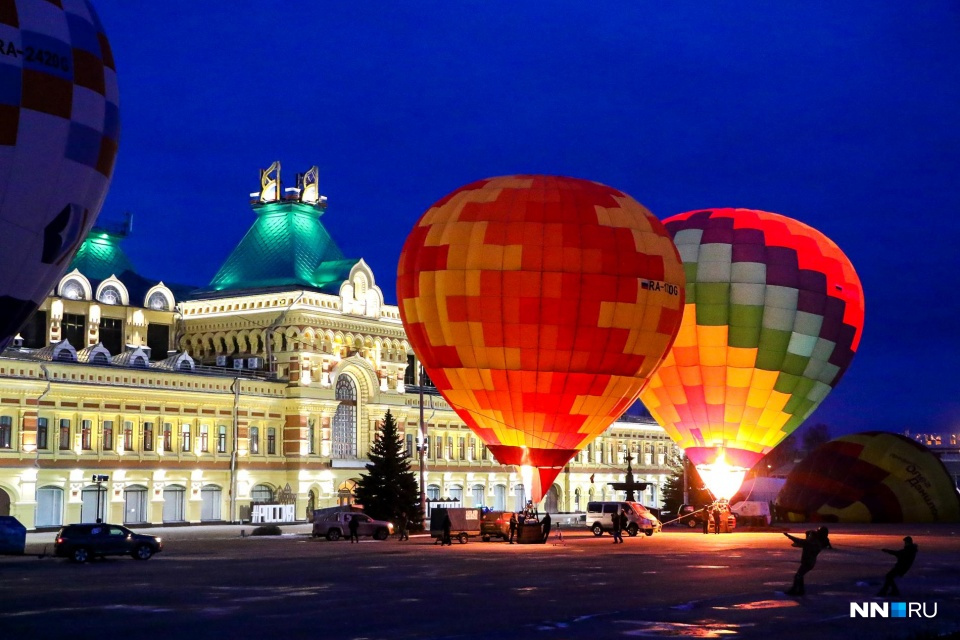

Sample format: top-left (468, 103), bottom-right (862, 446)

top-left (0, 0), bottom-right (120, 351)
top-left (397, 175), bottom-right (685, 502)
top-left (640, 209), bottom-right (864, 499)
top-left (778, 432), bottom-right (960, 523)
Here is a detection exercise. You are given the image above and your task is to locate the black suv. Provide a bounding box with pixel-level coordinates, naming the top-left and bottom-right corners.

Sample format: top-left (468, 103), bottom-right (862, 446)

top-left (55, 524), bottom-right (163, 562)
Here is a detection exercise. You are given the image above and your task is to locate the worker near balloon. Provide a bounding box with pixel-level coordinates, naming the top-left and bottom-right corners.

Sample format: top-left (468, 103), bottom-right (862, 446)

top-left (0, 0), bottom-right (119, 352)
top-left (399, 184), bottom-right (864, 502)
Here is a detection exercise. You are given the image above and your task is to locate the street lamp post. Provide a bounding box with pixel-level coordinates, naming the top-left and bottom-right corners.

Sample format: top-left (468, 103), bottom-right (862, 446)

top-left (92, 474), bottom-right (108, 523)
top-left (418, 365), bottom-right (427, 525)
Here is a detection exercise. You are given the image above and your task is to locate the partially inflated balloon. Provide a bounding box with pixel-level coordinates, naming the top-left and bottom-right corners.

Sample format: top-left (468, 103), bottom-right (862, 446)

top-left (398, 176), bottom-right (685, 502)
top-left (640, 209), bottom-right (864, 498)
top-left (779, 433), bottom-right (960, 523)
top-left (0, 0), bottom-right (120, 350)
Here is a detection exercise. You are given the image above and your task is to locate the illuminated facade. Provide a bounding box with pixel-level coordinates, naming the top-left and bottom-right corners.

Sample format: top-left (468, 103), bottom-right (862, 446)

top-left (0, 163), bottom-right (676, 529)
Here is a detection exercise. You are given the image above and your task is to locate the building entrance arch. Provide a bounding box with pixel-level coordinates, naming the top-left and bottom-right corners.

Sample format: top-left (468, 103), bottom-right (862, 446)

top-left (0, 487), bottom-right (9, 516)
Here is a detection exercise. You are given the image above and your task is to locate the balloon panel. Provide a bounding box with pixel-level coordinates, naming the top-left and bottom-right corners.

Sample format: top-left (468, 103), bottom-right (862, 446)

top-left (0, 0), bottom-right (119, 350)
top-left (778, 432), bottom-right (960, 523)
top-left (398, 176), bottom-right (685, 492)
top-left (640, 209), bottom-right (864, 467)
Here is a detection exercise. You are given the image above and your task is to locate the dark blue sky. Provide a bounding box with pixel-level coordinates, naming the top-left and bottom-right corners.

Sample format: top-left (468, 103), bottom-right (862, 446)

top-left (94, 2), bottom-right (960, 435)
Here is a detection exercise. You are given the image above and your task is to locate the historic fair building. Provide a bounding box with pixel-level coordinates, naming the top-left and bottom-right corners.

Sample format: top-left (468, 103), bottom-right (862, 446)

top-left (0, 165), bottom-right (677, 529)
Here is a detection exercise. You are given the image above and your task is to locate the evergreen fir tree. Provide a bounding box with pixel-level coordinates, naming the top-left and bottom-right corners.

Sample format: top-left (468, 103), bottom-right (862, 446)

top-left (354, 409), bottom-right (422, 529)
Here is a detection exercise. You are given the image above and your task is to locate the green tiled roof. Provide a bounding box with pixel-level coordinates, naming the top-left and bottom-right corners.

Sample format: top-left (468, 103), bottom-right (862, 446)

top-left (207, 201), bottom-right (356, 294)
top-left (69, 229), bottom-right (134, 281)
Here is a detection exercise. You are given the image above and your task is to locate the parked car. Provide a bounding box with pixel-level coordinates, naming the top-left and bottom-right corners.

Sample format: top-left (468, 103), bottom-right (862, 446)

top-left (480, 510), bottom-right (511, 541)
top-left (586, 501), bottom-right (662, 537)
top-left (54, 523), bottom-right (162, 562)
top-left (312, 511), bottom-right (393, 541)
top-left (677, 503), bottom-right (708, 528)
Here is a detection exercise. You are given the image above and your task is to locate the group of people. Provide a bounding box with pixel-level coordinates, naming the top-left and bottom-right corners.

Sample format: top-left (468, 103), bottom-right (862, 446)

top-left (783, 527), bottom-right (919, 597)
top-left (507, 510), bottom-right (553, 544)
top-left (700, 504), bottom-right (728, 534)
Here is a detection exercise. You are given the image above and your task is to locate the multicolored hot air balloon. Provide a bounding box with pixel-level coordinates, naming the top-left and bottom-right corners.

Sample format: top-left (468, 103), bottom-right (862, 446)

top-left (640, 209), bottom-right (865, 499)
top-left (397, 175), bottom-right (685, 502)
top-left (778, 432), bottom-right (960, 523)
top-left (0, 0), bottom-right (120, 351)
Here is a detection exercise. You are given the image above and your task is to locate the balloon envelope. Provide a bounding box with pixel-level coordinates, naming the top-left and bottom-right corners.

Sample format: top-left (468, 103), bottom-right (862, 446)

top-left (397, 175), bottom-right (685, 501)
top-left (778, 432), bottom-right (960, 523)
top-left (640, 209), bottom-right (864, 498)
top-left (0, 0), bottom-right (119, 350)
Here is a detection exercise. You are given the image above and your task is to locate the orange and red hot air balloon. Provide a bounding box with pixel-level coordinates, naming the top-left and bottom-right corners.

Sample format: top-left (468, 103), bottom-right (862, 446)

top-left (640, 209), bottom-right (865, 499)
top-left (397, 175), bottom-right (685, 502)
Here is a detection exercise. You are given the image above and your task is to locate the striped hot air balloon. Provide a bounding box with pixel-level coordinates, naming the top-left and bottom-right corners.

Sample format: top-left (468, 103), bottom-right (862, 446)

top-left (640, 209), bottom-right (865, 499)
top-left (397, 175), bottom-right (685, 502)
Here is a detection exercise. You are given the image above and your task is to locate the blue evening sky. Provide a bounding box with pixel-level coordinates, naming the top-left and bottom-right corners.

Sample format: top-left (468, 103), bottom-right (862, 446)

top-left (93, 2), bottom-right (960, 435)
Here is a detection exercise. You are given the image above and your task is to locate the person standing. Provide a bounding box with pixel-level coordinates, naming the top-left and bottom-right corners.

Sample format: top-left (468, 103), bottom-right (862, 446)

top-left (541, 512), bottom-right (552, 543)
top-left (784, 526), bottom-right (832, 595)
top-left (712, 506), bottom-right (722, 535)
top-left (702, 507), bottom-right (709, 535)
top-left (612, 508), bottom-right (624, 544)
top-left (348, 513), bottom-right (360, 544)
top-left (508, 512), bottom-right (518, 544)
top-left (441, 512), bottom-right (452, 546)
top-left (397, 512), bottom-right (409, 541)
top-left (878, 536), bottom-right (919, 596)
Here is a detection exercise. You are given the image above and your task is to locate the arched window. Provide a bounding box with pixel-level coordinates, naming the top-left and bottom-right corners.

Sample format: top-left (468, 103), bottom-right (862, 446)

top-left (337, 480), bottom-right (357, 507)
top-left (35, 486), bottom-right (64, 527)
top-left (493, 485), bottom-right (506, 511)
top-left (62, 279), bottom-right (85, 300)
top-left (99, 285), bottom-right (121, 305)
top-left (449, 485), bottom-right (463, 504)
top-left (251, 484), bottom-right (273, 503)
top-left (514, 484), bottom-right (526, 511)
top-left (124, 485), bottom-right (148, 524)
top-left (147, 291), bottom-right (170, 311)
top-left (201, 485), bottom-right (222, 521)
top-left (472, 484), bottom-right (485, 509)
top-left (427, 484), bottom-right (441, 501)
top-left (162, 485), bottom-right (186, 522)
top-left (333, 375), bottom-right (357, 458)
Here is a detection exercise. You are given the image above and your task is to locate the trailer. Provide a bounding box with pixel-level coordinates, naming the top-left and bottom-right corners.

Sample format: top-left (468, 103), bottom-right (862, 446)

top-left (429, 507), bottom-right (482, 544)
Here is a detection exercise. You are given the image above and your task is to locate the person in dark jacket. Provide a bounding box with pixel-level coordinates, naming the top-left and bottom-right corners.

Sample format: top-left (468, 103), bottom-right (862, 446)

top-left (348, 514), bottom-right (360, 544)
top-left (712, 506), bottom-right (722, 534)
top-left (878, 536), bottom-right (919, 596)
top-left (508, 513), bottom-right (518, 544)
top-left (702, 507), bottom-right (709, 534)
top-left (397, 512), bottom-right (409, 541)
top-left (612, 508), bottom-right (624, 544)
top-left (441, 513), bottom-right (452, 546)
top-left (541, 512), bottom-right (552, 543)
top-left (784, 526), bottom-right (832, 595)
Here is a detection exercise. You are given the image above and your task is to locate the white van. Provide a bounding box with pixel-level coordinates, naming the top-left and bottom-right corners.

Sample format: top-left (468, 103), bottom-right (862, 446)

top-left (586, 501), bottom-right (662, 537)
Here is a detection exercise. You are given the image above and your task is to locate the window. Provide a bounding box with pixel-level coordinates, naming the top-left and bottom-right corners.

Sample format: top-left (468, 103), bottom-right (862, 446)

top-left (81, 420), bottom-right (92, 450)
top-left (147, 291), bottom-right (170, 311)
top-left (425, 435), bottom-right (432, 459)
top-left (37, 417), bottom-right (48, 450)
top-left (99, 285), bottom-right (122, 305)
top-left (163, 423), bottom-right (172, 452)
top-left (181, 424), bottom-right (191, 452)
top-left (406, 434), bottom-right (413, 458)
top-left (459, 437), bottom-right (465, 460)
top-left (447, 436), bottom-right (453, 459)
top-left (61, 279), bottom-right (84, 300)
top-left (143, 422), bottom-right (154, 451)
top-left (0, 416), bottom-right (11, 449)
top-left (103, 421), bottom-right (113, 451)
top-left (308, 420), bottom-right (315, 455)
top-left (250, 427), bottom-right (259, 454)
top-left (435, 435), bottom-right (442, 460)
top-left (427, 484), bottom-right (441, 501)
top-left (146, 324), bottom-right (170, 361)
top-left (251, 484), bottom-right (273, 503)
top-left (21, 310), bottom-right (47, 349)
top-left (200, 425), bottom-right (209, 452)
top-left (217, 425), bottom-right (227, 453)
top-left (332, 375), bottom-right (357, 458)
top-left (61, 313), bottom-right (85, 348)
top-left (99, 317), bottom-right (123, 356)
top-left (472, 485), bottom-right (484, 508)
top-left (404, 355), bottom-right (417, 386)
top-left (58, 419), bottom-right (70, 450)
top-left (267, 427), bottom-right (276, 455)
top-left (123, 421), bottom-right (133, 451)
